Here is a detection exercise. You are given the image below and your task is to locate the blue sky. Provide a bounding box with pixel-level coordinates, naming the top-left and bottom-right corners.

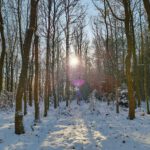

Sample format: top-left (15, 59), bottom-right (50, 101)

top-left (82, 0), bottom-right (97, 16)
top-left (81, 0), bottom-right (98, 41)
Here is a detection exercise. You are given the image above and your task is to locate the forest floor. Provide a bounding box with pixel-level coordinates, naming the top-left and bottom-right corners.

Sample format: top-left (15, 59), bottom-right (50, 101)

top-left (0, 100), bottom-right (150, 150)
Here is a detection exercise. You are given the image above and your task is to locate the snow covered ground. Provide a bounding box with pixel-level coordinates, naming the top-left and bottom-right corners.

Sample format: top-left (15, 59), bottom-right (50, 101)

top-left (0, 100), bottom-right (150, 150)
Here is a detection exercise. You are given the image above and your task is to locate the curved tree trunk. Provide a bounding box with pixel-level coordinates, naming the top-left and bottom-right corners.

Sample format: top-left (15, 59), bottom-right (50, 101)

top-left (15, 0), bottom-right (39, 134)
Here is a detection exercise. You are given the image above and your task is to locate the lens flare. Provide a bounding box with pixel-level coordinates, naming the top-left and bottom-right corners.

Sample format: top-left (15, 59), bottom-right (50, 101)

top-left (69, 56), bottom-right (79, 67)
top-left (72, 79), bottom-right (85, 87)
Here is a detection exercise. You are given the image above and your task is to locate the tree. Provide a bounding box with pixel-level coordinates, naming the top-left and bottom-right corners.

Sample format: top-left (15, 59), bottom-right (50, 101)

top-left (62, 0), bottom-right (84, 106)
top-left (44, 0), bottom-right (52, 117)
top-left (122, 0), bottom-right (135, 119)
top-left (51, 0), bottom-right (63, 109)
top-left (143, 0), bottom-right (150, 30)
top-left (15, 0), bottom-right (39, 134)
top-left (104, 0), bottom-right (135, 119)
top-left (0, 0), bottom-right (6, 93)
top-left (34, 34), bottom-right (40, 122)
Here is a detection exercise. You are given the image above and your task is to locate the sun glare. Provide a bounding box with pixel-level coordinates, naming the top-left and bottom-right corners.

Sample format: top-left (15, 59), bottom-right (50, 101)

top-left (69, 56), bottom-right (79, 67)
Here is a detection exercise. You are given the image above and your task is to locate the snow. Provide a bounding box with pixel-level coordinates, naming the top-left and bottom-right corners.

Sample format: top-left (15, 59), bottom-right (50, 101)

top-left (120, 89), bottom-right (128, 95)
top-left (0, 100), bottom-right (150, 150)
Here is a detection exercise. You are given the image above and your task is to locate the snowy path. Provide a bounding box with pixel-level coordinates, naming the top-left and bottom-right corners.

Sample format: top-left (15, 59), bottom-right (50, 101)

top-left (0, 101), bottom-right (150, 150)
top-left (34, 102), bottom-right (150, 150)
top-left (40, 105), bottom-right (105, 150)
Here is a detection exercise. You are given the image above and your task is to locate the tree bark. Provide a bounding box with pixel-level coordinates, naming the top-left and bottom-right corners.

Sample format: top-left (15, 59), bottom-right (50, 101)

top-left (143, 0), bottom-right (150, 30)
top-left (123, 0), bottom-right (135, 119)
top-left (15, 0), bottom-right (39, 134)
top-left (130, 6), bottom-right (141, 108)
top-left (0, 2), bottom-right (6, 93)
top-left (144, 36), bottom-right (150, 114)
top-left (65, 0), bottom-right (70, 107)
top-left (34, 34), bottom-right (40, 122)
top-left (52, 0), bottom-right (57, 109)
top-left (44, 0), bottom-right (52, 117)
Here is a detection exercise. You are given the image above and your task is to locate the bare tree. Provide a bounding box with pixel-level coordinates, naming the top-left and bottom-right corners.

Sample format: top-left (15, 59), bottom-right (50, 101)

top-left (0, 0), bottom-right (6, 93)
top-left (62, 0), bottom-right (83, 106)
top-left (15, 0), bottom-right (39, 134)
top-left (34, 34), bottom-right (40, 122)
top-left (143, 0), bottom-right (150, 30)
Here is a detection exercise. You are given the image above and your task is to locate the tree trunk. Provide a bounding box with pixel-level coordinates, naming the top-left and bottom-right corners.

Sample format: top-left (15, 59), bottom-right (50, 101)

top-left (28, 44), bottom-right (34, 107)
top-left (144, 35), bottom-right (150, 114)
top-left (34, 34), bottom-right (40, 122)
top-left (65, 3), bottom-right (70, 107)
top-left (0, 3), bottom-right (6, 93)
top-left (44, 0), bottom-right (52, 117)
top-left (56, 31), bottom-right (60, 107)
top-left (130, 8), bottom-right (141, 108)
top-left (24, 89), bottom-right (27, 115)
top-left (143, 0), bottom-right (150, 30)
top-left (10, 54), bottom-right (14, 92)
top-left (139, 1), bottom-right (144, 102)
top-left (66, 28), bottom-right (70, 107)
top-left (52, 0), bottom-right (57, 109)
top-left (5, 53), bottom-right (10, 91)
top-left (123, 0), bottom-right (135, 119)
top-left (15, 0), bottom-right (39, 134)
top-left (17, 0), bottom-right (23, 59)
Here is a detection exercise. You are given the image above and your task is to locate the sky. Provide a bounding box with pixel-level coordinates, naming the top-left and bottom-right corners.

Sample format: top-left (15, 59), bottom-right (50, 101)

top-left (82, 0), bottom-right (97, 16)
top-left (81, 0), bottom-right (98, 41)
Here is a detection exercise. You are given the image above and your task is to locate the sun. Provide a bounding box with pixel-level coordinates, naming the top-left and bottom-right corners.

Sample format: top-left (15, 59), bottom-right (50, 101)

top-left (69, 56), bottom-right (79, 67)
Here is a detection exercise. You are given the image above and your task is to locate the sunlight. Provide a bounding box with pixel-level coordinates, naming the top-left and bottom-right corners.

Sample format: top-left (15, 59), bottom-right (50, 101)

top-left (131, 132), bottom-right (150, 145)
top-left (69, 56), bottom-right (79, 67)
